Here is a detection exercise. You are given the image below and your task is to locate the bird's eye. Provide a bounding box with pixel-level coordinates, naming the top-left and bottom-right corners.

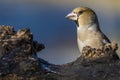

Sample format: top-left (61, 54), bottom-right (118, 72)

top-left (78, 11), bottom-right (83, 15)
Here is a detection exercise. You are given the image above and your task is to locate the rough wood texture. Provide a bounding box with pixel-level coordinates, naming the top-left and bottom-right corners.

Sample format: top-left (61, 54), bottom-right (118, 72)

top-left (0, 26), bottom-right (119, 80)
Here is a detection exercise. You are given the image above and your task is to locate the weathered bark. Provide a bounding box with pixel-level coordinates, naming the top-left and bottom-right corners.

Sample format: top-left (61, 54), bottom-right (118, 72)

top-left (0, 26), bottom-right (119, 80)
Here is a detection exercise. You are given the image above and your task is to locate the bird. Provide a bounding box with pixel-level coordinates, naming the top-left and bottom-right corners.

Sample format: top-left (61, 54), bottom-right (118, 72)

top-left (66, 7), bottom-right (111, 53)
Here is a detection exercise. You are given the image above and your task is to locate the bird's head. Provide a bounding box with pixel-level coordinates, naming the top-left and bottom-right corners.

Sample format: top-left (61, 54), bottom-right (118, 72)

top-left (66, 7), bottom-right (98, 27)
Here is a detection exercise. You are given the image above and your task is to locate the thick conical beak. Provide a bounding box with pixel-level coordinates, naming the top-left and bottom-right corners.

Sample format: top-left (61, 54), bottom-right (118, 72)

top-left (65, 12), bottom-right (77, 21)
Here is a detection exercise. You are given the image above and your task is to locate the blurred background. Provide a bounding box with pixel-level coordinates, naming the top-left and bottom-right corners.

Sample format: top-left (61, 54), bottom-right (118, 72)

top-left (0, 0), bottom-right (120, 64)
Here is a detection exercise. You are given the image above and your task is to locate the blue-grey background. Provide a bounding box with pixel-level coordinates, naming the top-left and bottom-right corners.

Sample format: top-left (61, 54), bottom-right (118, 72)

top-left (0, 0), bottom-right (120, 64)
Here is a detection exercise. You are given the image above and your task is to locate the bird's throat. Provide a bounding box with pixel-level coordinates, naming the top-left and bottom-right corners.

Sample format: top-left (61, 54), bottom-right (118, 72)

top-left (75, 21), bottom-right (79, 27)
